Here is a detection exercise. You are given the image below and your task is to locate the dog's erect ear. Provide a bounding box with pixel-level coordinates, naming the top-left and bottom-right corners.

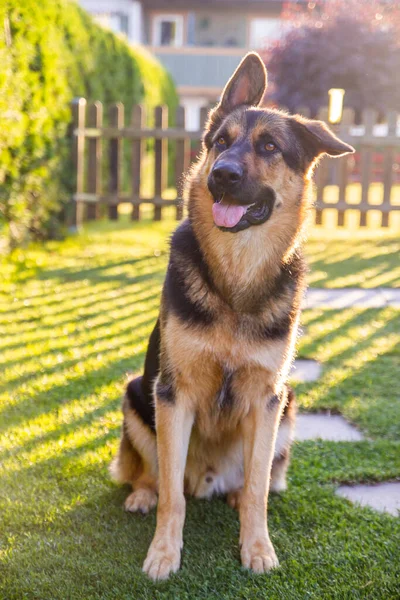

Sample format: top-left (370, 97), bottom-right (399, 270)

top-left (220, 52), bottom-right (267, 113)
top-left (203, 53), bottom-right (267, 149)
top-left (293, 116), bottom-right (355, 160)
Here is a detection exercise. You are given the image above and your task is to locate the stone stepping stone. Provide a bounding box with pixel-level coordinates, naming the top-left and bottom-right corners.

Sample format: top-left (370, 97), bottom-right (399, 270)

top-left (290, 359), bottom-right (322, 382)
top-left (305, 287), bottom-right (400, 309)
top-left (336, 482), bottom-right (400, 516)
top-left (380, 288), bottom-right (400, 307)
top-left (295, 413), bottom-right (364, 442)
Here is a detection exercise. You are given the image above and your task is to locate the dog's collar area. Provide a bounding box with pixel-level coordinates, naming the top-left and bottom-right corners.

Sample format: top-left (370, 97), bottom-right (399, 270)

top-left (215, 188), bottom-right (276, 233)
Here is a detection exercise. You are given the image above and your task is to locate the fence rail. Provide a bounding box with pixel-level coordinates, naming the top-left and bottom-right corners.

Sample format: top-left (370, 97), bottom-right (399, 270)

top-left (71, 99), bottom-right (400, 228)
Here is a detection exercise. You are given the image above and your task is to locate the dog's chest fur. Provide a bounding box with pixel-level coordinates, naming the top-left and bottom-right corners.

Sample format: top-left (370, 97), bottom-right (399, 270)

top-left (160, 220), bottom-right (305, 437)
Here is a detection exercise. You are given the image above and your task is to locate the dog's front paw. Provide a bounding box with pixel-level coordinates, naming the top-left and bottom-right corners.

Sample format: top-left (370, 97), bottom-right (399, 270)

top-left (240, 537), bottom-right (279, 573)
top-left (143, 537), bottom-right (181, 581)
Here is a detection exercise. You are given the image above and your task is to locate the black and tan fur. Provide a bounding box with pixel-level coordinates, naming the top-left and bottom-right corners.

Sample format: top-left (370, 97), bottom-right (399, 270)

top-left (110, 53), bottom-right (354, 580)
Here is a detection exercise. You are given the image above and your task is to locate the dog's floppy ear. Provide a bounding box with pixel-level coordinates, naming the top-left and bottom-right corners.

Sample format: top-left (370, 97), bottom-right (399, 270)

top-left (219, 52), bottom-right (267, 112)
top-left (204, 53), bottom-right (267, 149)
top-left (292, 116), bottom-right (355, 160)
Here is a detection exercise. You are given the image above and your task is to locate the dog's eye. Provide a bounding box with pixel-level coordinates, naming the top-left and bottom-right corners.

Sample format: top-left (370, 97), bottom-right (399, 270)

top-left (265, 142), bottom-right (276, 152)
top-left (217, 136), bottom-right (226, 146)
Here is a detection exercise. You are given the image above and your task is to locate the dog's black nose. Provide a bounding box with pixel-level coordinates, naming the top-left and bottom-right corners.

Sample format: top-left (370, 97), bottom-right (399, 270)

top-left (212, 163), bottom-right (243, 188)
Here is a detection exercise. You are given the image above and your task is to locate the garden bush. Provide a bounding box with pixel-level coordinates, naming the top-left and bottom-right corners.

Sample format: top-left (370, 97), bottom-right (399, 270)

top-left (0, 0), bottom-right (178, 249)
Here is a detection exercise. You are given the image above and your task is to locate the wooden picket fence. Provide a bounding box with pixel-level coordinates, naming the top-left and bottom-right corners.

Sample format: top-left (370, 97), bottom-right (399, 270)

top-left (71, 98), bottom-right (400, 228)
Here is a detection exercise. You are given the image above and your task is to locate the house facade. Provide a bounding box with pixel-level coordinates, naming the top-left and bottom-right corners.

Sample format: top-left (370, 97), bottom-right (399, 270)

top-left (78, 0), bottom-right (300, 129)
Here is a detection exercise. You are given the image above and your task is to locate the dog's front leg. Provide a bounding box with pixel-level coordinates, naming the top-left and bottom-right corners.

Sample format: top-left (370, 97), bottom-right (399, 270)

top-left (143, 390), bottom-right (194, 581)
top-left (239, 393), bottom-right (282, 573)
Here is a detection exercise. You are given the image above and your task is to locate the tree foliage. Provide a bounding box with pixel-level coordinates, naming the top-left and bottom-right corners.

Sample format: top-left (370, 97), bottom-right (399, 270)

top-left (0, 0), bottom-right (178, 249)
top-left (265, 0), bottom-right (400, 117)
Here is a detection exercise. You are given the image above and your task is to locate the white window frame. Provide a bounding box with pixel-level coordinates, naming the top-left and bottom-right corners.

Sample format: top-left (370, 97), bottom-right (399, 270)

top-left (152, 14), bottom-right (184, 47)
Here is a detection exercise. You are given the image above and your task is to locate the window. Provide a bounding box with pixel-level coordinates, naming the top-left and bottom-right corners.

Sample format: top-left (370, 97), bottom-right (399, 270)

top-left (249, 18), bottom-right (283, 49)
top-left (194, 13), bottom-right (246, 47)
top-left (152, 14), bottom-right (184, 47)
top-left (110, 13), bottom-right (129, 36)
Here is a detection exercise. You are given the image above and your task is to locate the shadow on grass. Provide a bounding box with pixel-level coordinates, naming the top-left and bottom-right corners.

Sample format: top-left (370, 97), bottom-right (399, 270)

top-left (0, 349), bottom-right (146, 436)
top-left (308, 237), bottom-right (400, 288)
top-left (2, 255), bottom-right (165, 315)
top-left (0, 399), bottom-right (122, 466)
top-left (0, 313), bottom-right (156, 394)
top-left (1, 254), bottom-right (165, 388)
top-left (302, 308), bottom-right (399, 367)
top-left (0, 294), bottom-right (159, 373)
top-left (8, 275), bottom-right (161, 325)
top-left (36, 255), bottom-right (166, 284)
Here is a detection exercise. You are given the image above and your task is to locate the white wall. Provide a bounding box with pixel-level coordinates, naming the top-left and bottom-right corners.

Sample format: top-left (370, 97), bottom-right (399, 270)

top-left (78, 0), bottom-right (143, 43)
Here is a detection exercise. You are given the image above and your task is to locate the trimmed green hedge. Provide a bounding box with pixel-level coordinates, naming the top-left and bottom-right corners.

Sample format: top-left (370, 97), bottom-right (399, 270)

top-left (0, 0), bottom-right (178, 249)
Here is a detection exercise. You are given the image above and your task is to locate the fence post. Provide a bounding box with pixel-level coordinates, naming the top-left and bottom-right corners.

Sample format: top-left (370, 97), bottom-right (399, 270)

top-left (314, 108), bottom-right (329, 225)
top-left (336, 108), bottom-right (354, 226)
top-left (154, 105), bottom-right (168, 221)
top-left (131, 104), bottom-right (145, 221)
top-left (381, 110), bottom-right (397, 227)
top-left (359, 109), bottom-right (376, 227)
top-left (175, 106), bottom-right (190, 220)
top-left (200, 106), bottom-right (209, 131)
top-left (108, 103), bottom-right (124, 220)
top-left (70, 97), bottom-right (86, 231)
top-left (87, 102), bottom-right (103, 220)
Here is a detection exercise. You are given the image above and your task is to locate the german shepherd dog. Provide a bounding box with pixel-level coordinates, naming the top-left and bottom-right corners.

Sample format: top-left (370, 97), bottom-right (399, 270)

top-left (110, 52), bottom-right (354, 580)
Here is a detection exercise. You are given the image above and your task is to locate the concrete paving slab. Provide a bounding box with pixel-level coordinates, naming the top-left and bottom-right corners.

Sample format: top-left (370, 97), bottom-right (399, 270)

top-left (290, 359), bottom-right (322, 382)
top-left (305, 288), bottom-right (388, 309)
top-left (295, 413), bottom-right (364, 442)
top-left (380, 288), bottom-right (400, 308)
top-left (336, 482), bottom-right (400, 516)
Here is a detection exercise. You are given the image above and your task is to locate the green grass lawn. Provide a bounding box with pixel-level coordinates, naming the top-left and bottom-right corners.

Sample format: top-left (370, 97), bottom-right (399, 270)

top-left (1, 217), bottom-right (399, 599)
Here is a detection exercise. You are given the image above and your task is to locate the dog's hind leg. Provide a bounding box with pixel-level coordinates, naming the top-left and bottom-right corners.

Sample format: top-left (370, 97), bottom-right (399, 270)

top-left (110, 381), bottom-right (159, 514)
top-left (110, 421), bottom-right (158, 514)
top-left (125, 475), bottom-right (158, 514)
top-left (270, 385), bottom-right (296, 493)
top-left (109, 421), bottom-right (142, 485)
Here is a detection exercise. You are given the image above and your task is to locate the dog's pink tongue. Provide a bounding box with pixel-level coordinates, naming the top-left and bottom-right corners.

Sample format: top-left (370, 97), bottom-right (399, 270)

top-left (212, 201), bottom-right (246, 228)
